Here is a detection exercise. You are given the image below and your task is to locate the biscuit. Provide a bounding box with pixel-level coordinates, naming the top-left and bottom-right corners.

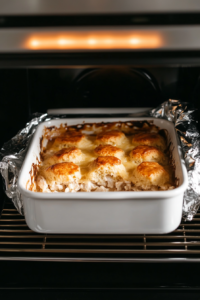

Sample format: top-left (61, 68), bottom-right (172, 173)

top-left (53, 132), bottom-right (86, 148)
top-left (43, 147), bottom-right (83, 165)
top-left (130, 145), bottom-right (165, 164)
top-left (132, 132), bottom-right (166, 150)
top-left (94, 144), bottom-right (124, 159)
top-left (88, 156), bottom-right (128, 187)
top-left (95, 130), bottom-right (126, 146)
top-left (132, 162), bottom-right (170, 188)
top-left (41, 162), bottom-right (81, 185)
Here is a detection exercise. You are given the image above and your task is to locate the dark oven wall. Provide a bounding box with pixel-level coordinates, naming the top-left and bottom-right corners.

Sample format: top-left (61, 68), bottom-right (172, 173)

top-left (0, 66), bottom-right (200, 146)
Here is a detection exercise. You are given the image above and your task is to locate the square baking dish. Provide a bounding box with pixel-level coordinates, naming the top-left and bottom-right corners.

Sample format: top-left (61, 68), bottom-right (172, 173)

top-left (18, 117), bottom-right (188, 234)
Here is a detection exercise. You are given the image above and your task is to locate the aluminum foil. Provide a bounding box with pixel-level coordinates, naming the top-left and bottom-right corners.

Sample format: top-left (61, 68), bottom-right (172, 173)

top-left (0, 102), bottom-right (199, 220)
top-left (150, 99), bottom-right (200, 221)
top-left (0, 113), bottom-right (64, 215)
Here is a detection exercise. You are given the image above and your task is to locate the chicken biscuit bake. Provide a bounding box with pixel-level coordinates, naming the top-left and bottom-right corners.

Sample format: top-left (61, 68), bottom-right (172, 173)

top-left (30, 120), bottom-right (176, 193)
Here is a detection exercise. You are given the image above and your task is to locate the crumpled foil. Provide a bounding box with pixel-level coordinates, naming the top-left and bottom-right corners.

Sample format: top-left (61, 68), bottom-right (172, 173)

top-left (0, 101), bottom-right (199, 220)
top-left (0, 113), bottom-right (65, 215)
top-left (150, 99), bottom-right (200, 221)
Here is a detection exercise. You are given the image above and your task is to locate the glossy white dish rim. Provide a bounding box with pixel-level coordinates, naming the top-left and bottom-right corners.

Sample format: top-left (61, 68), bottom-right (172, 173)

top-left (18, 117), bottom-right (188, 200)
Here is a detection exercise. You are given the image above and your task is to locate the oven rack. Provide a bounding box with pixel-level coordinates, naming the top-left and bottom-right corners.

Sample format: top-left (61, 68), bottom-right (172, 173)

top-left (0, 198), bottom-right (200, 262)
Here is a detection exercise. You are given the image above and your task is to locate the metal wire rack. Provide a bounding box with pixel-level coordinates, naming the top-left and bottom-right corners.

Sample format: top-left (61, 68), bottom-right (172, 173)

top-left (1, 198), bottom-right (200, 262)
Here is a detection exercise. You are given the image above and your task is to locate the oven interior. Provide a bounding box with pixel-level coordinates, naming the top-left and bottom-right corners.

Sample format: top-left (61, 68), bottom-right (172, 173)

top-left (0, 64), bottom-right (200, 296)
top-left (0, 64), bottom-right (200, 255)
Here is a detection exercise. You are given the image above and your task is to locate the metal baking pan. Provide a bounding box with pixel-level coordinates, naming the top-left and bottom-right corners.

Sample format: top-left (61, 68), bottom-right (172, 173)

top-left (18, 118), bottom-right (188, 234)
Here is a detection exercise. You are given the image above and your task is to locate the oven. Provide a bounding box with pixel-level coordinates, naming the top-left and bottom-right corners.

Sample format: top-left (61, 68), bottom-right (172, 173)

top-left (0, 1), bottom-right (200, 299)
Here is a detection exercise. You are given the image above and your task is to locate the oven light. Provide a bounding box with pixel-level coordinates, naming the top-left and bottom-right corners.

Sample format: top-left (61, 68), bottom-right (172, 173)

top-left (88, 39), bottom-right (97, 45)
top-left (130, 38), bottom-right (140, 45)
top-left (25, 33), bottom-right (162, 50)
top-left (31, 40), bottom-right (39, 47)
top-left (58, 39), bottom-right (68, 45)
top-left (104, 39), bottom-right (113, 44)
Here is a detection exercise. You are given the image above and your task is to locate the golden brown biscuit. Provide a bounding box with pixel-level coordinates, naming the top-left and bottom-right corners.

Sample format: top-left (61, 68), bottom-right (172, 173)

top-left (95, 130), bottom-right (126, 146)
top-left (91, 156), bottom-right (121, 168)
top-left (53, 132), bottom-right (86, 148)
top-left (130, 145), bottom-right (165, 164)
top-left (94, 144), bottom-right (124, 159)
top-left (88, 156), bottom-right (128, 187)
top-left (132, 132), bottom-right (166, 150)
top-left (43, 147), bottom-right (83, 165)
top-left (41, 162), bottom-right (81, 185)
top-left (132, 162), bottom-right (170, 188)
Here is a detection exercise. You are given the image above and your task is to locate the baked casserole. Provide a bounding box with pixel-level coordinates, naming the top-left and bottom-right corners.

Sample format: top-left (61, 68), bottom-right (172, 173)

top-left (28, 120), bottom-right (176, 193)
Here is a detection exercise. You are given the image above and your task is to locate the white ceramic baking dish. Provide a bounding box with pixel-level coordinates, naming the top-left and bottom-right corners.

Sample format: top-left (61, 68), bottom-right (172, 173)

top-left (18, 117), bottom-right (188, 234)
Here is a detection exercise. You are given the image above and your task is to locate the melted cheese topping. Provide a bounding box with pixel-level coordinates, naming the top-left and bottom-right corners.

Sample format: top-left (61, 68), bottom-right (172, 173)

top-left (33, 122), bottom-right (176, 193)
